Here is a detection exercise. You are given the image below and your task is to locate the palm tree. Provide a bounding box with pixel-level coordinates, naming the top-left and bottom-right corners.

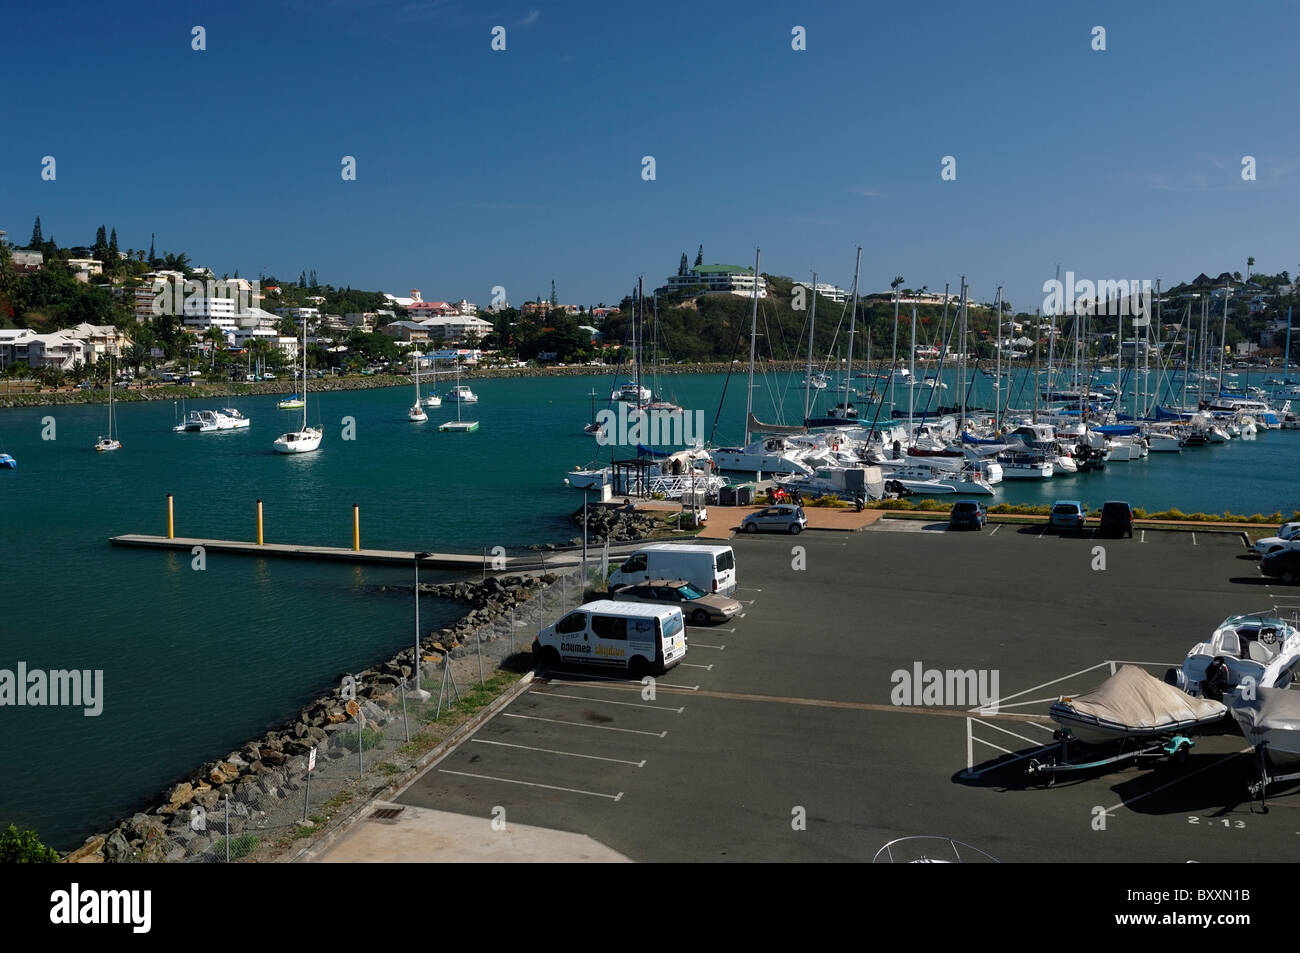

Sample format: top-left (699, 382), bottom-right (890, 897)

top-left (1247, 257), bottom-right (1256, 280)
top-left (124, 342), bottom-right (147, 377)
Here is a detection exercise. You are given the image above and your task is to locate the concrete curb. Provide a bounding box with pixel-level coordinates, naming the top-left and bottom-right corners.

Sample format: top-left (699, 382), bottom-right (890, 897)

top-left (277, 669), bottom-right (536, 863)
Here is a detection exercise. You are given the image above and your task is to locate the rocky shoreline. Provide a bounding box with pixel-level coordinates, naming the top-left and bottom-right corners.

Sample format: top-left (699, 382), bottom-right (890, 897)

top-left (0, 361), bottom-right (820, 409)
top-left (65, 572), bottom-right (561, 863)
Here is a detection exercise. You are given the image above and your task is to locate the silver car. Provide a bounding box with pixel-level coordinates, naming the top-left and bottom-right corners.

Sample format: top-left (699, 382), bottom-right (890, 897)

top-left (740, 504), bottom-right (807, 535)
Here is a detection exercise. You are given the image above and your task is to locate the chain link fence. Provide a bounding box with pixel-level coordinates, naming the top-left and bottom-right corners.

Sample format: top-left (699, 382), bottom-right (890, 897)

top-left (93, 564), bottom-right (591, 864)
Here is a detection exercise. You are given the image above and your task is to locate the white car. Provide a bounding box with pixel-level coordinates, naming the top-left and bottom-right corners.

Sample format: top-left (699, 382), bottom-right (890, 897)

top-left (1253, 522), bottom-right (1300, 557)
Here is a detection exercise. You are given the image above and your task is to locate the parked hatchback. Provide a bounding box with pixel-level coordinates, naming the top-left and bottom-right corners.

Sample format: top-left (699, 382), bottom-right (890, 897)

top-left (948, 500), bottom-right (987, 530)
top-left (1049, 500), bottom-right (1086, 532)
top-left (740, 503), bottom-right (807, 535)
top-left (1096, 501), bottom-right (1135, 538)
top-left (611, 579), bottom-right (741, 625)
top-left (1261, 548), bottom-right (1300, 585)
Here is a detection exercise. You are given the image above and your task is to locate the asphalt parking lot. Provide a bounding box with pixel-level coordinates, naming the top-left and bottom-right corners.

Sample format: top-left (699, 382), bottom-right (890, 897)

top-left (396, 521), bottom-right (1300, 861)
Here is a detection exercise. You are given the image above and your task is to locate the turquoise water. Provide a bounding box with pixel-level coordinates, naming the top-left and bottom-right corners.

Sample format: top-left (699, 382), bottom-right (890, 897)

top-left (1, 368), bottom-right (1297, 847)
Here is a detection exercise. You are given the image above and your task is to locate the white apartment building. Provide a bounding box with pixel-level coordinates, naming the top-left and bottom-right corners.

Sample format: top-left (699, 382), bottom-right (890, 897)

top-left (793, 281), bottom-right (849, 303)
top-left (65, 258), bottom-right (103, 277)
top-left (416, 314), bottom-right (494, 343)
top-left (663, 263), bottom-right (768, 298)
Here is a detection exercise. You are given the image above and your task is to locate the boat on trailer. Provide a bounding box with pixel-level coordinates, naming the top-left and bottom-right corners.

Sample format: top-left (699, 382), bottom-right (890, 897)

top-left (1025, 666), bottom-right (1226, 785)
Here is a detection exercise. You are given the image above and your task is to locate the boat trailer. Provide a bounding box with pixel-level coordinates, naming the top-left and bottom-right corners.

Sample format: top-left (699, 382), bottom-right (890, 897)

top-left (1025, 729), bottom-right (1194, 786)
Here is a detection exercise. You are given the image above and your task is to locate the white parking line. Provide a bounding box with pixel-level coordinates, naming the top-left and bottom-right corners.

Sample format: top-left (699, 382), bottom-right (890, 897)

top-left (988, 524), bottom-right (1001, 536)
top-left (439, 769), bottom-right (624, 801)
top-left (689, 642), bottom-right (726, 650)
top-left (679, 662), bottom-right (714, 670)
top-left (1141, 530), bottom-right (1146, 543)
top-left (1038, 525), bottom-right (1049, 538)
top-left (502, 712), bottom-right (668, 737)
top-left (736, 587), bottom-right (763, 593)
top-left (689, 625), bottom-right (735, 633)
top-left (471, 738), bottom-right (646, 767)
top-left (548, 676), bottom-right (700, 692)
top-left (738, 599), bottom-right (757, 605)
top-left (1192, 532), bottom-right (1197, 545)
top-left (532, 690), bottom-right (684, 713)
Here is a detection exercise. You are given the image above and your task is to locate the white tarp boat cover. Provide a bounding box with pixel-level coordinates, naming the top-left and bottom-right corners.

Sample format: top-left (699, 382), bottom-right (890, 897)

top-left (1059, 665), bottom-right (1226, 732)
top-left (1228, 688), bottom-right (1300, 754)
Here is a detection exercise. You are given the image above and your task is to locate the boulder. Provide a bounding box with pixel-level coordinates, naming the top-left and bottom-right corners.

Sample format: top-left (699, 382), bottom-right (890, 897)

top-left (103, 829), bottom-right (131, 862)
top-left (208, 762), bottom-right (240, 785)
top-left (62, 836), bottom-right (105, 864)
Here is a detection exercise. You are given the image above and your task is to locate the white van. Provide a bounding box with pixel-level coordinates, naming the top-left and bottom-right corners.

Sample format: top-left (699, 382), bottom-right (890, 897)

top-left (534, 600), bottom-right (687, 676)
top-left (608, 543), bottom-right (736, 596)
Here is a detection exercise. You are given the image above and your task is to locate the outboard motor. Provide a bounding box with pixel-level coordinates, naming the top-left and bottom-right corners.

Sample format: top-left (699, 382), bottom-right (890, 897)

top-left (892, 440), bottom-right (902, 460)
top-left (1202, 656), bottom-right (1230, 702)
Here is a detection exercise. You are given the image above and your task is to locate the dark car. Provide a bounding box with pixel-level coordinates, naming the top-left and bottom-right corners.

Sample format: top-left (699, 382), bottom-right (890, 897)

top-left (1096, 500), bottom-right (1134, 538)
top-left (1262, 548), bottom-right (1300, 585)
top-left (948, 499), bottom-right (987, 530)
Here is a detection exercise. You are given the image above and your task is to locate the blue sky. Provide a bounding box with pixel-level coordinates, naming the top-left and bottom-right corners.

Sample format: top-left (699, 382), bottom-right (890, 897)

top-left (3, 0), bottom-right (1298, 313)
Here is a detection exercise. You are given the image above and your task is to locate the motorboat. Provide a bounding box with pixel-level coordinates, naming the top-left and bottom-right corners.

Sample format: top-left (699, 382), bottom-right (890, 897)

top-left (1228, 689), bottom-right (1300, 757)
top-left (1167, 611), bottom-right (1300, 700)
top-left (1145, 429), bottom-right (1183, 452)
top-left (446, 383), bottom-right (478, 403)
top-left (179, 408), bottom-right (251, 432)
top-left (776, 465), bottom-right (885, 502)
top-left (996, 450), bottom-right (1053, 479)
top-left (1049, 665), bottom-right (1227, 745)
top-left (874, 462), bottom-right (993, 495)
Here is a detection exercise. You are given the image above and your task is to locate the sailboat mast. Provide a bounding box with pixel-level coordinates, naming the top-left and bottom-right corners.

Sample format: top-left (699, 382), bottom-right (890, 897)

top-left (908, 305), bottom-right (917, 438)
top-left (743, 248), bottom-right (760, 445)
top-left (1047, 264), bottom-right (1059, 397)
top-left (1286, 305), bottom-right (1294, 384)
top-left (1033, 309), bottom-right (1040, 424)
top-left (958, 277), bottom-right (968, 430)
top-left (1218, 282), bottom-right (1229, 398)
top-left (846, 247), bottom-right (861, 406)
top-left (994, 285), bottom-right (1003, 431)
top-left (636, 278), bottom-right (643, 406)
top-left (804, 270), bottom-right (817, 422)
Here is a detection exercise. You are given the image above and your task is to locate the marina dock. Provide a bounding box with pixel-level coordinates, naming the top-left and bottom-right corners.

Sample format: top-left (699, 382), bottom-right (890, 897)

top-left (108, 534), bottom-right (584, 571)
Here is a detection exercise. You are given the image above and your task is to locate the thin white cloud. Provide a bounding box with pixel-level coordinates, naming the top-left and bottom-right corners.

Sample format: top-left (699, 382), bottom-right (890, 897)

top-left (518, 9), bottom-right (541, 26)
top-left (850, 186), bottom-right (884, 198)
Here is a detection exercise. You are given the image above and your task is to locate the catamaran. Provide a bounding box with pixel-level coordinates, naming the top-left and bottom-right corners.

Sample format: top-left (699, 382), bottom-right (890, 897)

top-left (438, 362), bottom-right (479, 432)
top-left (95, 354), bottom-right (123, 452)
top-left (273, 320), bottom-right (322, 453)
top-left (178, 408), bottom-right (251, 432)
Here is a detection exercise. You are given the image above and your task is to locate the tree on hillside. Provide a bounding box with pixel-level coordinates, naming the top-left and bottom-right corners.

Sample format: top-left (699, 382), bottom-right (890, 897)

top-left (678, 252), bottom-right (688, 276)
top-left (148, 234), bottom-right (156, 266)
top-left (108, 228), bottom-right (119, 261)
top-left (891, 276), bottom-right (905, 291)
top-left (1247, 257), bottom-right (1255, 280)
top-left (309, 269), bottom-right (318, 289)
top-left (93, 225), bottom-right (109, 262)
top-left (694, 245), bottom-right (703, 267)
top-left (28, 216), bottom-right (42, 249)
top-left (299, 271), bottom-right (307, 288)
top-left (550, 279), bottom-right (558, 307)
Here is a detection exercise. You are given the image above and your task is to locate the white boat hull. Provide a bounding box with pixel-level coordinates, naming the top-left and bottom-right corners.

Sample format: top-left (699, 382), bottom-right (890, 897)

top-left (273, 428), bottom-right (323, 453)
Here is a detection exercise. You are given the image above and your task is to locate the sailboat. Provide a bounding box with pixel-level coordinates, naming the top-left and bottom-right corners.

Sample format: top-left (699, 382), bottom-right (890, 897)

top-left (438, 361), bottom-right (479, 432)
top-left (423, 353), bottom-right (442, 407)
top-left (95, 354), bottom-right (122, 452)
top-left (273, 320), bottom-right (323, 453)
top-left (408, 351), bottom-right (428, 422)
top-left (584, 389), bottom-right (604, 437)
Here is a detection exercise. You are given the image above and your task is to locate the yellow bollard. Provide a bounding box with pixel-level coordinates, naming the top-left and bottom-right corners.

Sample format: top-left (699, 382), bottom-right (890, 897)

top-left (353, 503), bottom-right (360, 551)
top-left (167, 493), bottom-right (174, 539)
top-left (256, 499), bottom-right (264, 545)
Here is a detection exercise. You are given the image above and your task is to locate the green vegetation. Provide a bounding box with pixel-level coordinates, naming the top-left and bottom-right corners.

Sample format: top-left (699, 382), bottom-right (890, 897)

top-left (0, 824), bottom-right (58, 863)
top-left (211, 832), bottom-right (260, 860)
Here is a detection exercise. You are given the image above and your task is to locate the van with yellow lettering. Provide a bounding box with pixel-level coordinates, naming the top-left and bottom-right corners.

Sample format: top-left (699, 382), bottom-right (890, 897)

top-left (533, 600), bottom-right (687, 677)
